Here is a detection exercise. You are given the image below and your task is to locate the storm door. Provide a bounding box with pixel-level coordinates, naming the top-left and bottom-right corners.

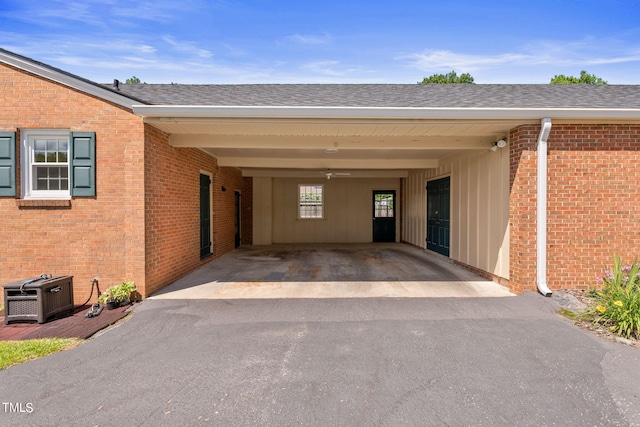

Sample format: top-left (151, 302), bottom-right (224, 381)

top-left (372, 190), bottom-right (396, 242)
top-left (426, 177), bottom-right (450, 256)
top-left (200, 174), bottom-right (212, 257)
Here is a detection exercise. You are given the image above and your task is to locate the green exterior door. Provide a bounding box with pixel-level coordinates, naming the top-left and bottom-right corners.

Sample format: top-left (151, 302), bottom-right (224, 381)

top-left (372, 190), bottom-right (396, 242)
top-left (234, 191), bottom-right (241, 248)
top-left (200, 174), bottom-right (212, 257)
top-left (427, 177), bottom-right (450, 256)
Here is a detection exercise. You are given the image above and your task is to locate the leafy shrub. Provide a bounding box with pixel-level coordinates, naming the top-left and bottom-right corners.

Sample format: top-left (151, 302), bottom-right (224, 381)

top-left (589, 256), bottom-right (640, 339)
top-left (98, 281), bottom-right (136, 304)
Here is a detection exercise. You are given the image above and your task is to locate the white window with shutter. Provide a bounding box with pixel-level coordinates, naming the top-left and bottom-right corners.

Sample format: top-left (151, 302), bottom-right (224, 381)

top-left (22, 130), bottom-right (70, 199)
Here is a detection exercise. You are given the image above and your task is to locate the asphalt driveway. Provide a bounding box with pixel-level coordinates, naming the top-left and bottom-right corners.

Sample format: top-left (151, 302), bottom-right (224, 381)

top-left (1, 293), bottom-right (640, 426)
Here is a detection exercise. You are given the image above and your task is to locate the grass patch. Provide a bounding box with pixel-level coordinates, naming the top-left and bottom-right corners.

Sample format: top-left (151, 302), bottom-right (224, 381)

top-left (558, 308), bottom-right (577, 320)
top-left (0, 338), bottom-right (82, 370)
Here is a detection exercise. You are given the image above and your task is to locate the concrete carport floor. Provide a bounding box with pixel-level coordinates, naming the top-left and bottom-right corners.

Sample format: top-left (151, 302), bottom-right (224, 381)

top-left (150, 243), bottom-right (513, 299)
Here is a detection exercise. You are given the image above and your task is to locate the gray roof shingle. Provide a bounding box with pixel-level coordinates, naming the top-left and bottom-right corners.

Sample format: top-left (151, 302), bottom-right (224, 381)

top-left (109, 83), bottom-right (640, 109)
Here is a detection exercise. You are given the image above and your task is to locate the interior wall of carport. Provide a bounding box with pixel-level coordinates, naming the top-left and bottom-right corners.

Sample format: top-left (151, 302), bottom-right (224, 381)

top-left (402, 146), bottom-right (510, 283)
top-left (144, 125), bottom-right (244, 297)
top-left (252, 177), bottom-right (401, 244)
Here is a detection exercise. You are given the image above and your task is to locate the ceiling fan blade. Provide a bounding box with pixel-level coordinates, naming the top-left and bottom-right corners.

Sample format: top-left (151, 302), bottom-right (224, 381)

top-left (322, 170), bottom-right (350, 179)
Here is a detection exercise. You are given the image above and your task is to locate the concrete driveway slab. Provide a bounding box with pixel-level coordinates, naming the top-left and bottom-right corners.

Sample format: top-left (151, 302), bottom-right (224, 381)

top-left (1, 293), bottom-right (639, 426)
top-left (151, 243), bottom-right (513, 299)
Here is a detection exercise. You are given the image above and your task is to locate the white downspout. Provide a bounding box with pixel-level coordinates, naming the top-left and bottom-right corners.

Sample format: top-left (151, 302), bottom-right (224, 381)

top-left (537, 118), bottom-right (553, 297)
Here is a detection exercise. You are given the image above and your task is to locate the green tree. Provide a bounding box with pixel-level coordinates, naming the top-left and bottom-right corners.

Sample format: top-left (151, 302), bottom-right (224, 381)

top-left (420, 71), bottom-right (475, 84)
top-left (125, 76), bottom-right (142, 84)
top-left (550, 70), bottom-right (607, 84)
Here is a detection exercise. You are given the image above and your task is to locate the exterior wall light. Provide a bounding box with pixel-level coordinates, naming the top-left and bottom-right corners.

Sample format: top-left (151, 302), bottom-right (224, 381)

top-left (491, 139), bottom-right (507, 151)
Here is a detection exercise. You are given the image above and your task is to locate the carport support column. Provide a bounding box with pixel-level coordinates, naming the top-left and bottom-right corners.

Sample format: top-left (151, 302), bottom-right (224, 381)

top-left (536, 118), bottom-right (552, 297)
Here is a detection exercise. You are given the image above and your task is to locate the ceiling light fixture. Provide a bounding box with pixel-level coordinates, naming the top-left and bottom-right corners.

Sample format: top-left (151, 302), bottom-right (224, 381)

top-left (324, 148), bottom-right (338, 154)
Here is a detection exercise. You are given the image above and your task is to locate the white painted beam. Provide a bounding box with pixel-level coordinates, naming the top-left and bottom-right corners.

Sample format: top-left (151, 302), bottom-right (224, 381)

top-left (217, 157), bottom-right (438, 169)
top-left (170, 134), bottom-right (490, 150)
top-left (242, 169), bottom-right (409, 178)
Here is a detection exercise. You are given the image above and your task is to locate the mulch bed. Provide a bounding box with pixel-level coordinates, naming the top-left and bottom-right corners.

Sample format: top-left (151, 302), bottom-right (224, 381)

top-left (555, 289), bottom-right (640, 349)
top-left (0, 303), bottom-right (132, 341)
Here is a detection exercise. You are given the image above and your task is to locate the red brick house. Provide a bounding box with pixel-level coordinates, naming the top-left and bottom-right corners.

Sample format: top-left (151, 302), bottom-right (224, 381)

top-left (2, 48), bottom-right (640, 302)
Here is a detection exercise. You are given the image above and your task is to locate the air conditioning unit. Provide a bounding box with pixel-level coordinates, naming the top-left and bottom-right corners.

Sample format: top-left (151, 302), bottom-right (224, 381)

top-left (3, 276), bottom-right (74, 324)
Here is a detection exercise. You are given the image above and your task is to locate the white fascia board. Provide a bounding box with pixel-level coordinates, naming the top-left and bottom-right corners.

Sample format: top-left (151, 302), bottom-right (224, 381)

top-left (1, 51), bottom-right (136, 110)
top-left (133, 105), bottom-right (640, 120)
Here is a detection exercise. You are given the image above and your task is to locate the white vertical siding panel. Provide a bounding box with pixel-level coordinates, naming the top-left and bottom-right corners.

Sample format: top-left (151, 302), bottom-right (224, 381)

top-left (477, 152), bottom-right (491, 271)
top-left (400, 148), bottom-right (510, 280)
top-left (402, 170), bottom-right (428, 248)
top-left (253, 177), bottom-right (273, 245)
top-left (458, 157), bottom-right (470, 264)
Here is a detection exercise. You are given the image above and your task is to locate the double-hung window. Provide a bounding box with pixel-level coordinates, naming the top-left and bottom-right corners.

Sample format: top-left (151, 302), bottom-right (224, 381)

top-left (22, 130), bottom-right (70, 199)
top-left (0, 130), bottom-right (95, 199)
top-left (299, 184), bottom-right (323, 219)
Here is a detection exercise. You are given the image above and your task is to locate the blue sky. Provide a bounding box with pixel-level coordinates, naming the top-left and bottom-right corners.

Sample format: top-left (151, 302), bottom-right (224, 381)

top-left (1, 0), bottom-right (640, 84)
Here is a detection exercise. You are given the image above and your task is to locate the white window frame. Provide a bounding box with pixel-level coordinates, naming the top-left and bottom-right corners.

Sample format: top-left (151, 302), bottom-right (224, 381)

top-left (21, 129), bottom-right (71, 200)
top-left (298, 184), bottom-right (324, 219)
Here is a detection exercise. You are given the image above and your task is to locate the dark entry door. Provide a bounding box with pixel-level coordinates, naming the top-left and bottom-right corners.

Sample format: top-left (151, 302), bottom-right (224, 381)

top-left (234, 191), bottom-right (241, 248)
top-left (200, 174), bottom-right (212, 257)
top-left (372, 190), bottom-right (396, 242)
top-left (427, 177), bottom-right (450, 256)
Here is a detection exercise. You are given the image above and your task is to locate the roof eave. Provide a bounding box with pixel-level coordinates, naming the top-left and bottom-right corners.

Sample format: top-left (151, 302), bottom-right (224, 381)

top-left (132, 105), bottom-right (640, 121)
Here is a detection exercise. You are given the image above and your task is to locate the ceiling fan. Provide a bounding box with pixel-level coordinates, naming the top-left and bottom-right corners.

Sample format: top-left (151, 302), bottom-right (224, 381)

top-left (323, 170), bottom-right (351, 180)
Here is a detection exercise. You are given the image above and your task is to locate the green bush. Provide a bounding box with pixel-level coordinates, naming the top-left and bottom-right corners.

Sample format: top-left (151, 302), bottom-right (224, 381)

top-left (98, 281), bottom-right (136, 304)
top-left (589, 256), bottom-right (640, 339)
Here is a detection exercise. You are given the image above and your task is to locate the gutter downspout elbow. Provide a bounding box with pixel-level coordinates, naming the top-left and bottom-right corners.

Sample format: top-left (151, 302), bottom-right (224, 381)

top-left (537, 118), bottom-right (553, 297)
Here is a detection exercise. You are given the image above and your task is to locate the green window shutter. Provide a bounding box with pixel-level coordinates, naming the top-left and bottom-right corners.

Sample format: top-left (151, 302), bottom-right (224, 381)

top-left (70, 132), bottom-right (96, 197)
top-left (0, 132), bottom-right (16, 197)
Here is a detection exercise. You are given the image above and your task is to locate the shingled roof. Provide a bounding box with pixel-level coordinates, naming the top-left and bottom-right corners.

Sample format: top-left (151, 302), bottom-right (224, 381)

top-left (112, 83), bottom-right (640, 109)
top-left (2, 48), bottom-right (639, 111)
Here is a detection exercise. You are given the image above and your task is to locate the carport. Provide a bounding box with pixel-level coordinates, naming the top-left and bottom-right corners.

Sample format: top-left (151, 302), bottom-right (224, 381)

top-left (5, 49), bottom-right (640, 301)
top-left (150, 243), bottom-right (513, 299)
top-left (131, 84), bottom-right (513, 287)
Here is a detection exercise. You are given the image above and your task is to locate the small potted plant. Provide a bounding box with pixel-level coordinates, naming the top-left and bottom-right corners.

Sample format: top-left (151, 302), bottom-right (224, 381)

top-left (98, 281), bottom-right (137, 310)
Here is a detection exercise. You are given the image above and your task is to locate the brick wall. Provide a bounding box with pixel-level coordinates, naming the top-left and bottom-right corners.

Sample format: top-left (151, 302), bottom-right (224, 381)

top-left (510, 123), bottom-right (640, 293)
top-left (0, 63), bottom-right (146, 304)
top-left (1, 63), bottom-right (246, 302)
top-left (547, 124), bottom-right (640, 289)
top-left (144, 125), bottom-right (244, 297)
top-left (509, 124), bottom-right (539, 293)
top-left (212, 167), bottom-right (244, 256)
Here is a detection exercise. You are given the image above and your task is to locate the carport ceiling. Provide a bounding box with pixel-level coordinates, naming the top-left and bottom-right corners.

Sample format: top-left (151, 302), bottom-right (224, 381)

top-left (144, 117), bottom-right (524, 171)
top-left (129, 84), bottom-right (640, 174)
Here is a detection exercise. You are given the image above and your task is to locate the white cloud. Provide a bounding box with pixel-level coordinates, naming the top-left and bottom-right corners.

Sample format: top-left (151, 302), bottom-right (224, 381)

top-left (401, 50), bottom-right (530, 73)
top-left (2, 0), bottom-right (204, 29)
top-left (301, 60), bottom-right (361, 77)
top-left (162, 36), bottom-right (213, 58)
top-left (284, 33), bottom-right (332, 45)
top-left (395, 37), bottom-right (640, 83)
